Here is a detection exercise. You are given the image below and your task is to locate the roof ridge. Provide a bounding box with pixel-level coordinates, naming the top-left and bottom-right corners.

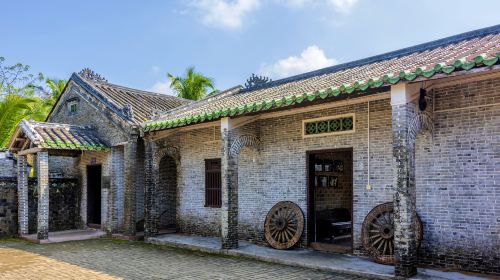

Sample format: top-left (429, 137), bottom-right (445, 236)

top-left (242, 24), bottom-right (500, 93)
top-left (150, 86), bottom-right (242, 122)
top-left (27, 120), bottom-right (94, 130)
top-left (90, 80), bottom-right (193, 103)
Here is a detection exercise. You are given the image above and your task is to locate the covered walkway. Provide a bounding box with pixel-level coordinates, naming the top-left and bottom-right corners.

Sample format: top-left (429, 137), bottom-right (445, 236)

top-left (147, 234), bottom-right (488, 280)
top-left (9, 120), bottom-right (109, 241)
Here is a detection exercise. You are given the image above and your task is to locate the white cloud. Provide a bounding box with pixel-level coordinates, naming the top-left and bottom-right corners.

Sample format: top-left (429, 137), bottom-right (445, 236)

top-left (276, 0), bottom-right (358, 12)
top-left (149, 80), bottom-right (176, 96)
top-left (328, 0), bottom-right (358, 13)
top-left (276, 0), bottom-right (312, 7)
top-left (190, 0), bottom-right (260, 30)
top-left (151, 66), bottom-right (161, 74)
top-left (259, 45), bottom-right (337, 79)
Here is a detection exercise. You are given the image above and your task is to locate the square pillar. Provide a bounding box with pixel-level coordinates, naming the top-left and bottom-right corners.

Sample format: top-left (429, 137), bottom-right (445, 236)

top-left (124, 137), bottom-right (138, 236)
top-left (17, 155), bottom-right (29, 235)
top-left (108, 146), bottom-right (125, 233)
top-left (220, 118), bottom-right (239, 249)
top-left (391, 84), bottom-right (419, 277)
top-left (37, 151), bottom-right (49, 240)
top-left (144, 139), bottom-right (158, 238)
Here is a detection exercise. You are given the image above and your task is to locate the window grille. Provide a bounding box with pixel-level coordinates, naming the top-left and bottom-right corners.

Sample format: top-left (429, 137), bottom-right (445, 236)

top-left (205, 158), bottom-right (221, 208)
top-left (70, 103), bottom-right (77, 113)
top-left (303, 114), bottom-right (355, 137)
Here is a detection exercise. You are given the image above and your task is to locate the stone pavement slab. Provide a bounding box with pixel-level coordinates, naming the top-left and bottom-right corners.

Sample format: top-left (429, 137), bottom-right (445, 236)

top-left (147, 234), bottom-right (490, 280)
top-left (21, 229), bottom-right (106, 244)
top-left (0, 238), bottom-right (377, 279)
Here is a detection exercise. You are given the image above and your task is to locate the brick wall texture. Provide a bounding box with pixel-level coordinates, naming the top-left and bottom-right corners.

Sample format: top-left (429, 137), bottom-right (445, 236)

top-left (0, 177), bottom-right (80, 236)
top-left (415, 77), bottom-right (499, 274)
top-left (0, 178), bottom-right (18, 236)
top-left (0, 151), bottom-right (16, 177)
top-left (150, 76), bottom-right (499, 274)
top-left (47, 79), bottom-right (130, 233)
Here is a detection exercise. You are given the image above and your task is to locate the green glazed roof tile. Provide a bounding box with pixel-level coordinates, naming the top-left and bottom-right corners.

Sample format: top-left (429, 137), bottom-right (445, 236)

top-left (144, 28), bottom-right (500, 132)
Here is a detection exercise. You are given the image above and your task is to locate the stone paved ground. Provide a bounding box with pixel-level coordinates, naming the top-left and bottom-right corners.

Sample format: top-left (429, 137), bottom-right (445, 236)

top-left (0, 238), bottom-right (378, 280)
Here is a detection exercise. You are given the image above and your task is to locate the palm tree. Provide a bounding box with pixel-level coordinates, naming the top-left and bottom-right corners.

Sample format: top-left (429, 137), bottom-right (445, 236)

top-left (45, 79), bottom-right (67, 107)
top-left (0, 94), bottom-right (41, 147)
top-left (167, 67), bottom-right (217, 101)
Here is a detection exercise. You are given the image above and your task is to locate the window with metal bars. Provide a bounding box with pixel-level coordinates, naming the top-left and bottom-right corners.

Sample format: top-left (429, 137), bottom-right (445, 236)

top-left (205, 158), bottom-right (221, 208)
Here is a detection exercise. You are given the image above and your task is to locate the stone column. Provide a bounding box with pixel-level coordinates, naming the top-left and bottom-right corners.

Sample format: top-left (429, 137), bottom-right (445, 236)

top-left (108, 146), bottom-right (124, 233)
top-left (391, 84), bottom-right (418, 277)
top-left (17, 155), bottom-right (29, 235)
top-left (220, 118), bottom-right (238, 249)
top-left (37, 151), bottom-right (50, 240)
top-left (123, 137), bottom-right (138, 236)
top-left (144, 140), bottom-right (158, 238)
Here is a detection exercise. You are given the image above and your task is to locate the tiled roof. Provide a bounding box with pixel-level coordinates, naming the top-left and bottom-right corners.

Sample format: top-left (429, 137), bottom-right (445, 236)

top-left (17, 120), bottom-right (109, 151)
top-left (74, 73), bottom-right (192, 125)
top-left (145, 25), bottom-right (500, 132)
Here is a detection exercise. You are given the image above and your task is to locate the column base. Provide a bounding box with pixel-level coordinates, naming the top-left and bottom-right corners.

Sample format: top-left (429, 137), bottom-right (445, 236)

top-left (395, 254), bottom-right (417, 278)
top-left (37, 229), bottom-right (49, 240)
top-left (221, 239), bottom-right (238, 250)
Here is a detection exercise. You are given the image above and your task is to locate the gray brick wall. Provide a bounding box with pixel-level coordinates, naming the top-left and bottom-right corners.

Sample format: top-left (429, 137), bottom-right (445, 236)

top-left (153, 99), bottom-right (393, 245)
top-left (109, 146), bottom-right (125, 232)
top-left (78, 151), bottom-right (112, 230)
top-left (158, 128), bottom-right (222, 237)
top-left (415, 77), bottom-right (500, 273)
top-left (0, 151), bottom-right (16, 177)
top-left (0, 177), bottom-right (80, 236)
top-left (148, 76), bottom-right (498, 274)
top-left (48, 81), bottom-right (128, 146)
top-left (158, 155), bottom-right (177, 229)
top-left (0, 178), bottom-right (18, 236)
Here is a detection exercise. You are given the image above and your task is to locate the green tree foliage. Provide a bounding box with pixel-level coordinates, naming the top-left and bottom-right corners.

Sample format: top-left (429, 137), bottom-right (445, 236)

top-left (167, 67), bottom-right (217, 101)
top-left (0, 94), bottom-right (38, 147)
top-left (0, 57), bottom-right (67, 148)
top-left (45, 78), bottom-right (66, 107)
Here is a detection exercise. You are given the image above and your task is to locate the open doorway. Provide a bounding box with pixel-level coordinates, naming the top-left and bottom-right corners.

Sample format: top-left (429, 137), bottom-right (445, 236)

top-left (308, 149), bottom-right (353, 253)
top-left (87, 165), bottom-right (102, 227)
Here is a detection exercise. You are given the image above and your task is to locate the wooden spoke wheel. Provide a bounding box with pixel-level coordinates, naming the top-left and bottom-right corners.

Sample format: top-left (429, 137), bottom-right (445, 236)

top-left (361, 202), bottom-right (423, 264)
top-left (264, 201), bottom-right (304, 250)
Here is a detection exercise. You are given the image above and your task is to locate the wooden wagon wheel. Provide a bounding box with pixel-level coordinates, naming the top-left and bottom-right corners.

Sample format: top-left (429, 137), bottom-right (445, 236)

top-left (361, 202), bottom-right (423, 264)
top-left (264, 201), bottom-right (304, 249)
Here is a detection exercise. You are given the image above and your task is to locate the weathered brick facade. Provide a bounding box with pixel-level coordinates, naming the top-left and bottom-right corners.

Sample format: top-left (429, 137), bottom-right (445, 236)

top-left (36, 151), bottom-right (50, 239)
top-left (5, 59), bottom-right (498, 276)
top-left (0, 178), bottom-right (18, 236)
top-left (414, 78), bottom-right (500, 274)
top-left (0, 151), bottom-right (16, 177)
top-left (47, 80), bottom-right (130, 233)
top-left (0, 177), bottom-right (80, 236)
top-left (144, 76), bottom-right (499, 275)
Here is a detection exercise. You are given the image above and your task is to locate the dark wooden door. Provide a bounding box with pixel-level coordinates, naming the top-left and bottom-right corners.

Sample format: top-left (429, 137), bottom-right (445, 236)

top-left (87, 165), bottom-right (102, 225)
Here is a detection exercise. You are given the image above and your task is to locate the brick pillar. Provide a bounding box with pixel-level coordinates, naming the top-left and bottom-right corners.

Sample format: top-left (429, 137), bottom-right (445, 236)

top-left (108, 146), bottom-right (124, 233)
top-left (124, 137), bottom-right (138, 236)
top-left (391, 87), bottom-right (418, 277)
top-left (144, 140), bottom-right (158, 238)
top-left (17, 155), bottom-right (29, 235)
top-left (220, 118), bottom-right (238, 249)
top-left (37, 151), bottom-right (50, 240)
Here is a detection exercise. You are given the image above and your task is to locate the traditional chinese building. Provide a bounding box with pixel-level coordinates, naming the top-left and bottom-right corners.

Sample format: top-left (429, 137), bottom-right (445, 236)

top-left (7, 25), bottom-right (500, 277)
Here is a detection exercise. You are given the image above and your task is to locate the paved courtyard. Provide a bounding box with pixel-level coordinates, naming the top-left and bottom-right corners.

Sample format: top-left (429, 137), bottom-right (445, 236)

top-left (0, 238), bottom-right (377, 280)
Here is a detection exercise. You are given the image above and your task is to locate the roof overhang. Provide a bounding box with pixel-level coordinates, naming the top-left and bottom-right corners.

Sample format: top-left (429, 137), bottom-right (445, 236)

top-left (143, 55), bottom-right (500, 133)
top-left (8, 120), bottom-right (110, 156)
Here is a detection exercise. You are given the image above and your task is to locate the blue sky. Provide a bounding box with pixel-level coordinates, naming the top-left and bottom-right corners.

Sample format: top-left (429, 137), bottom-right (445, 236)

top-left (2, 0), bottom-right (499, 94)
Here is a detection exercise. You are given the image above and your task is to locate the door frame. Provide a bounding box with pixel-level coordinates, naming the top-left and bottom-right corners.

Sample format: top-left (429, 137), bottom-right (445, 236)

top-left (306, 147), bottom-right (354, 252)
top-left (86, 164), bottom-right (102, 227)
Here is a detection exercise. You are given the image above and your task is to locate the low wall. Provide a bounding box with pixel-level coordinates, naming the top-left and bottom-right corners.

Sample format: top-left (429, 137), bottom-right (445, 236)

top-left (0, 177), bottom-right (81, 236)
top-left (0, 178), bottom-right (17, 236)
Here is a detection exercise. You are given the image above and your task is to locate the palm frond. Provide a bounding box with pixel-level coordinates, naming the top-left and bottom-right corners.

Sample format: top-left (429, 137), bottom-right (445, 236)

top-left (166, 67), bottom-right (217, 101)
